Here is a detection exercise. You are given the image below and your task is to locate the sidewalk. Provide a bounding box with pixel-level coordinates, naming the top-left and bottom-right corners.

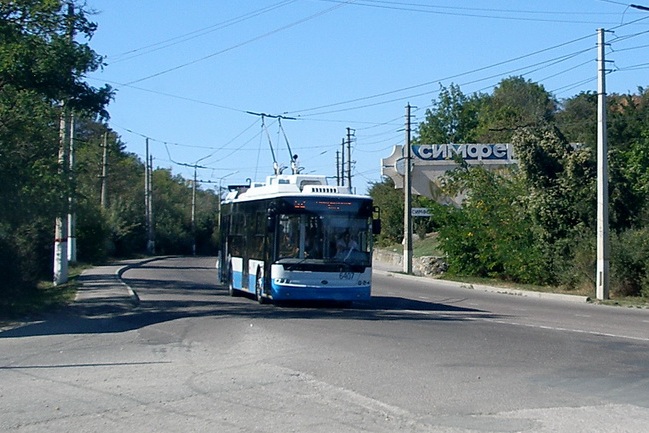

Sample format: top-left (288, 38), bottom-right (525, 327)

top-left (73, 260), bottom-right (143, 314)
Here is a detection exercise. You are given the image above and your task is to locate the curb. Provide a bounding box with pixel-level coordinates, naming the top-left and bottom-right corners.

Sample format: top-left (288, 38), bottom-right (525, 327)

top-left (373, 267), bottom-right (589, 303)
top-left (113, 256), bottom-right (179, 306)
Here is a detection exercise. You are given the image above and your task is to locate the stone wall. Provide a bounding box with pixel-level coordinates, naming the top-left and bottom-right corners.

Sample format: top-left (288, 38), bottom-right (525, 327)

top-left (374, 249), bottom-right (448, 277)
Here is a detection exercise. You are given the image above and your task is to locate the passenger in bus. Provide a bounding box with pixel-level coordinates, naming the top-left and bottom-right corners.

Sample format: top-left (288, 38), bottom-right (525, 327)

top-left (336, 230), bottom-right (358, 253)
top-left (279, 227), bottom-right (299, 258)
top-left (304, 226), bottom-right (323, 259)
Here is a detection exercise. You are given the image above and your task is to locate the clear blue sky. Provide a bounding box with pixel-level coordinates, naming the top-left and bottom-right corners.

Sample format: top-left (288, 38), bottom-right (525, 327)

top-left (85, 0), bottom-right (649, 193)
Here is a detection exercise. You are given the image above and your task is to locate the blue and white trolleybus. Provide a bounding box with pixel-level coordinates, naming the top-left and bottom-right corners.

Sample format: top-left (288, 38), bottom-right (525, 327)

top-left (217, 172), bottom-right (381, 304)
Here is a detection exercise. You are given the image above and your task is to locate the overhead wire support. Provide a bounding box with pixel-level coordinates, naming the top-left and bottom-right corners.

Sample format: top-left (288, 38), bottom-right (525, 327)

top-left (631, 4), bottom-right (649, 12)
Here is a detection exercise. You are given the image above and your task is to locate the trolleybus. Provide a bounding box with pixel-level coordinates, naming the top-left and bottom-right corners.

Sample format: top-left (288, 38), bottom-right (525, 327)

top-left (217, 173), bottom-right (381, 304)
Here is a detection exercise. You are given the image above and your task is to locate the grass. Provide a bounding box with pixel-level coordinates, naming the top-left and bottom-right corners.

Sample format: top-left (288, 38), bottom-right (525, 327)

top-left (0, 263), bottom-right (90, 322)
top-left (413, 235), bottom-right (443, 258)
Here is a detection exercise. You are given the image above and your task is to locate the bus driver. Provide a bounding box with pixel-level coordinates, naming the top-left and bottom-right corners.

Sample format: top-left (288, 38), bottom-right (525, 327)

top-left (336, 231), bottom-right (358, 254)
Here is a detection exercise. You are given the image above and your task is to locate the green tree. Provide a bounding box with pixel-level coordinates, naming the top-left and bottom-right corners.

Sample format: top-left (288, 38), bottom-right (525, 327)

top-left (438, 165), bottom-right (547, 283)
top-left (606, 89), bottom-right (649, 230)
top-left (555, 91), bottom-right (597, 147)
top-left (416, 83), bottom-right (484, 144)
top-left (476, 76), bottom-right (556, 143)
top-left (0, 1), bottom-right (111, 296)
top-left (367, 177), bottom-right (403, 246)
top-left (511, 125), bottom-right (596, 288)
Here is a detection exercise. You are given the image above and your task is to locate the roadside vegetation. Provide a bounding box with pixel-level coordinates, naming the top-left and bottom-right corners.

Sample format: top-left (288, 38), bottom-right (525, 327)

top-left (370, 80), bottom-right (649, 305)
top-left (0, 2), bottom-right (221, 317)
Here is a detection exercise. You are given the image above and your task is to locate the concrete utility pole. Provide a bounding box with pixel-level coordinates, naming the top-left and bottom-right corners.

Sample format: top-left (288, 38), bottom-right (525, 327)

top-left (100, 130), bottom-right (108, 208)
top-left (596, 28), bottom-right (610, 300)
top-left (145, 138), bottom-right (150, 251)
top-left (191, 166), bottom-right (197, 256)
top-left (340, 138), bottom-right (346, 187)
top-left (67, 112), bottom-right (77, 263)
top-left (336, 150), bottom-right (340, 186)
top-left (144, 139), bottom-right (155, 255)
top-left (53, 1), bottom-right (74, 285)
top-left (53, 106), bottom-right (70, 285)
top-left (346, 127), bottom-right (354, 190)
top-left (403, 103), bottom-right (413, 275)
top-left (148, 154), bottom-right (155, 255)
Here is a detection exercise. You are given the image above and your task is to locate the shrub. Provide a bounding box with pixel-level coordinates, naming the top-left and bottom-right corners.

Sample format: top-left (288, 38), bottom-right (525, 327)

top-left (611, 227), bottom-right (649, 297)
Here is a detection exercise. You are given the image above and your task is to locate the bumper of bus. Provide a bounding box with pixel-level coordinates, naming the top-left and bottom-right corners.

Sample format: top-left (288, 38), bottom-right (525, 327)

top-left (269, 264), bottom-right (371, 301)
top-left (269, 281), bottom-right (371, 301)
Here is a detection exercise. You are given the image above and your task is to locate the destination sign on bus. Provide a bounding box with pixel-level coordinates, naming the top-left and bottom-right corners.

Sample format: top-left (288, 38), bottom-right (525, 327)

top-left (283, 197), bottom-right (372, 216)
top-left (291, 199), bottom-right (355, 211)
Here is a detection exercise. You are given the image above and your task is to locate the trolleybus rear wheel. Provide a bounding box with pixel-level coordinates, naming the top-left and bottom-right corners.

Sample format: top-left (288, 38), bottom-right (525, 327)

top-left (255, 268), bottom-right (267, 304)
top-left (227, 263), bottom-right (239, 297)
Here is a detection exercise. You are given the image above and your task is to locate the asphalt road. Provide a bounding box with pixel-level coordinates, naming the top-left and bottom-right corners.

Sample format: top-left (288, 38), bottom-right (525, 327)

top-left (1, 256), bottom-right (648, 432)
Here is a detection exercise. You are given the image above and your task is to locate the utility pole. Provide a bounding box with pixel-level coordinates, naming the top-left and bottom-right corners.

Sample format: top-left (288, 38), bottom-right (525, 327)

top-left (144, 139), bottom-right (155, 255)
top-left (340, 138), bottom-right (346, 187)
top-left (336, 150), bottom-right (340, 186)
top-left (346, 127), bottom-right (354, 190)
top-left (191, 165), bottom-right (197, 256)
top-left (596, 28), bottom-right (610, 300)
top-left (100, 130), bottom-right (108, 208)
top-left (148, 154), bottom-right (155, 255)
top-left (145, 138), bottom-right (150, 252)
top-left (53, 105), bottom-right (70, 285)
top-left (403, 104), bottom-right (413, 275)
top-left (67, 112), bottom-right (77, 263)
top-left (53, 1), bottom-right (74, 285)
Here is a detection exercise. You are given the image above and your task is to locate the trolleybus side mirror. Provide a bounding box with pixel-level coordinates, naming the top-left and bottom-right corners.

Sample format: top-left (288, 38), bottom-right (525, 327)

top-left (372, 206), bottom-right (382, 235)
top-left (372, 219), bottom-right (382, 235)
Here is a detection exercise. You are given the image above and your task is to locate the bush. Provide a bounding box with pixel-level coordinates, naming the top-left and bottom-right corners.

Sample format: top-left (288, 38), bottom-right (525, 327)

top-left (0, 220), bottom-right (52, 299)
top-left (76, 201), bottom-right (110, 263)
top-left (553, 228), bottom-right (596, 292)
top-left (611, 228), bottom-right (649, 297)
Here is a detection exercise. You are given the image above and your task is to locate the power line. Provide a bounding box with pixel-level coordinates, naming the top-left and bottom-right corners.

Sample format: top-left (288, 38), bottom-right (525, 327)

top-left (294, 44), bottom-right (596, 118)
top-left (286, 33), bottom-right (595, 115)
top-left (124, 0), bottom-right (354, 85)
top-left (109, 0), bottom-right (298, 63)
top-left (317, 0), bottom-right (644, 23)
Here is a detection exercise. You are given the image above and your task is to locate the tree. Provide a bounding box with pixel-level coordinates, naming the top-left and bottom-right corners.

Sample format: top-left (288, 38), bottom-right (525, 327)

top-left (0, 1), bottom-right (112, 296)
top-left (555, 91), bottom-right (597, 148)
top-left (511, 125), bottom-right (596, 287)
top-left (415, 83), bottom-right (484, 144)
top-left (367, 177), bottom-right (403, 246)
top-left (606, 89), bottom-right (649, 230)
top-left (435, 163), bottom-right (548, 282)
top-left (476, 76), bottom-right (556, 143)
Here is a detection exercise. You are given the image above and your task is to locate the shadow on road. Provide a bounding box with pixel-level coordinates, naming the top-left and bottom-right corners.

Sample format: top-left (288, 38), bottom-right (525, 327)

top-left (1, 258), bottom-right (500, 339)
